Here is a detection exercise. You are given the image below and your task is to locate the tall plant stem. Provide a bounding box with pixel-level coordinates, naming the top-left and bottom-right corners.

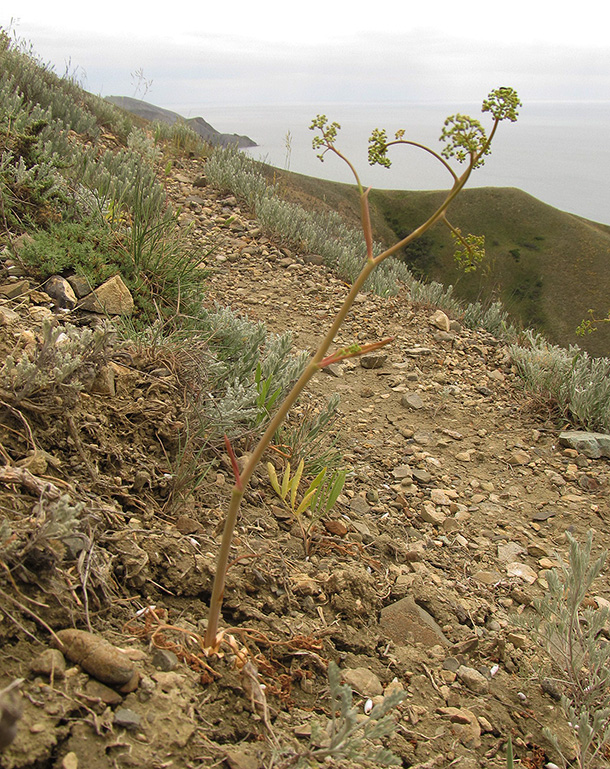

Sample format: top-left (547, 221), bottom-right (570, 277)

top-left (204, 172), bottom-right (472, 647)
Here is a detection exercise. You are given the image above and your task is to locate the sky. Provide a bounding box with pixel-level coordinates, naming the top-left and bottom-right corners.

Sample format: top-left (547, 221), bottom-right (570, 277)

top-left (3, 1), bottom-right (610, 111)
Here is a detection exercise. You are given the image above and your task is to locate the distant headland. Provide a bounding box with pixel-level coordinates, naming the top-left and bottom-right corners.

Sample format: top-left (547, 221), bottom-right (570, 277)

top-left (105, 96), bottom-right (257, 149)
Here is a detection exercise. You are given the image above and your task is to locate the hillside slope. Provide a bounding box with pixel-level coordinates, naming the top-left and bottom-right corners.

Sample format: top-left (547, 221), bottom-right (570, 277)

top-left (259, 168), bottom-right (610, 357)
top-left (105, 95), bottom-right (257, 148)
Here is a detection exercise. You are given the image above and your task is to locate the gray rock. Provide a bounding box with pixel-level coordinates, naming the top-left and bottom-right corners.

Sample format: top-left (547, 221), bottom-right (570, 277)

top-left (152, 649), bottom-right (179, 671)
top-left (457, 665), bottom-right (489, 694)
top-left (67, 274), bottom-right (94, 298)
top-left (559, 430), bottom-right (610, 459)
top-left (402, 392), bottom-right (424, 410)
top-left (350, 496), bottom-right (370, 515)
top-left (412, 469), bottom-right (433, 484)
top-left (44, 276), bottom-right (77, 308)
top-left (113, 708), bottom-right (142, 730)
top-left (360, 353), bottom-right (387, 369)
top-left (302, 254), bottom-right (325, 265)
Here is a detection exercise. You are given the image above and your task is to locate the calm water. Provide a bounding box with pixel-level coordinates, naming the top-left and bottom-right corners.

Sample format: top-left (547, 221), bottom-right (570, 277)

top-left (174, 101), bottom-right (610, 225)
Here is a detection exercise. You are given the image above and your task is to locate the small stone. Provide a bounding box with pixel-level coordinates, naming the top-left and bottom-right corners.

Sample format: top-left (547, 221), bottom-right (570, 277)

top-left (392, 464), bottom-right (413, 479)
top-left (342, 667), bottom-right (383, 697)
top-left (402, 392), bottom-right (424, 410)
top-left (507, 632), bottom-right (528, 649)
top-left (0, 306), bottom-right (20, 325)
top-left (429, 310), bottom-right (451, 331)
top-left (380, 595), bottom-right (449, 647)
top-left (30, 649), bottom-right (66, 679)
top-left (152, 649), bottom-right (179, 671)
top-left (510, 449), bottom-right (531, 465)
top-left (302, 254), bottom-right (325, 265)
top-left (44, 276), bottom-right (77, 308)
top-left (113, 708), bottom-right (142, 730)
top-left (457, 665), bottom-right (489, 694)
top-left (78, 275), bottom-right (134, 315)
top-left (419, 504), bottom-right (446, 526)
top-left (506, 562), bottom-right (538, 584)
top-left (430, 489), bottom-right (452, 506)
top-left (350, 496), bottom-right (370, 514)
top-left (323, 363), bottom-right (343, 378)
top-left (497, 542), bottom-right (526, 563)
top-left (67, 274), bottom-right (94, 298)
top-left (437, 706), bottom-right (481, 748)
top-left (559, 431), bottom-right (610, 459)
top-left (85, 679), bottom-right (124, 705)
top-left (471, 570), bottom-right (502, 585)
top-left (412, 469), bottom-right (432, 484)
top-left (0, 279), bottom-right (29, 299)
top-left (62, 752), bottom-right (78, 769)
top-left (324, 519), bottom-right (349, 537)
top-left (360, 354), bottom-right (387, 369)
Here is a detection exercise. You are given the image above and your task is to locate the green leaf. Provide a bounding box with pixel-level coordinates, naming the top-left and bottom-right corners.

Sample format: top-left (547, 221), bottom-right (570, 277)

top-left (325, 469), bottom-right (347, 512)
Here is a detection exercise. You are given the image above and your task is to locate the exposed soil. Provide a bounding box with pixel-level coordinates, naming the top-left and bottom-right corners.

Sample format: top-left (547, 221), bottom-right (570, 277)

top-left (1, 153), bottom-right (609, 769)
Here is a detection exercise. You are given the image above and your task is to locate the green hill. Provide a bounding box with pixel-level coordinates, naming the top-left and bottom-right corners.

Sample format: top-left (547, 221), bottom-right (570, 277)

top-left (263, 168), bottom-right (610, 357)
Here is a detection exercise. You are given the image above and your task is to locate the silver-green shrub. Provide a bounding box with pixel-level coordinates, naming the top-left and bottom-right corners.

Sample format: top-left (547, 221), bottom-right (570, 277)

top-left (524, 532), bottom-right (610, 768)
top-left (510, 331), bottom-right (610, 432)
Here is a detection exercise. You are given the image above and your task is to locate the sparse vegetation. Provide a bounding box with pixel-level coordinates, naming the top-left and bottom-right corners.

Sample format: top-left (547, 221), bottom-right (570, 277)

top-left (204, 88), bottom-right (522, 647)
top-left (522, 532), bottom-right (610, 768)
top-left (2, 29), bottom-right (610, 769)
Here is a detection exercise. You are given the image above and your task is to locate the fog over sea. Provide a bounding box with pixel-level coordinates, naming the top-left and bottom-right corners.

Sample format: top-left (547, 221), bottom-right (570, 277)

top-left (177, 101), bottom-right (610, 226)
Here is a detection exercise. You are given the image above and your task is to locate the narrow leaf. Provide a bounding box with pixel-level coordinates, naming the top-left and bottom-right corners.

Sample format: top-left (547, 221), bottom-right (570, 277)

top-left (280, 461), bottom-right (291, 500)
top-left (267, 462), bottom-right (281, 496)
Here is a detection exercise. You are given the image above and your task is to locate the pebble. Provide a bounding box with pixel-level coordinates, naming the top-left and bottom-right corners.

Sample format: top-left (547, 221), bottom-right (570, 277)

top-left (402, 392), bottom-right (425, 410)
top-left (152, 649), bottom-right (180, 671)
top-left (113, 708), bottom-right (142, 730)
top-left (456, 665), bottom-right (489, 694)
top-left (30, 649), bottom-right (66, 679)
top-left (342, 667), bottom-right (383, 697)
top-left (505, 562), bottom-right (538, 584)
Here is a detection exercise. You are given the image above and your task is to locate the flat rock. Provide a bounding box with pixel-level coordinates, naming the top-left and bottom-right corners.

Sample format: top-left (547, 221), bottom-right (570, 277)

top-left (506, 561), bottom-right (538, 584)
top-left (78, 275), bottom-right (134, 315)
top-left (402, 392), bottom-right (424, 410)
top-left (379, 595), bottom-right (449, 647)
top-left (559, 430), bottom-right (610, 458)
top-left (342, 667), bottom-right (383, 697)
top-left (360, 353), bottom-right (387, 369)
top-left (457, 665), bottom-right (489, 694)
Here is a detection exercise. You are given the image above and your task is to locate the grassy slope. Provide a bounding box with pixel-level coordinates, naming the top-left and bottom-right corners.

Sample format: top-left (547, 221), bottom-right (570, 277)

top-left (266, 167), bottom-right (610, 357)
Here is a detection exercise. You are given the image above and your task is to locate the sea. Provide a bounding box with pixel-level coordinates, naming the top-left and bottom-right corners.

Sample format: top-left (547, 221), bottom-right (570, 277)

top-left (174, 101), bottom-right (610, 226)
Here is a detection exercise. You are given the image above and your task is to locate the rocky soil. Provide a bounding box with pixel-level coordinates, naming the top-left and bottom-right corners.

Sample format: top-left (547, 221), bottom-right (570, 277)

top-left (1, 153), bottom-right (609, 769)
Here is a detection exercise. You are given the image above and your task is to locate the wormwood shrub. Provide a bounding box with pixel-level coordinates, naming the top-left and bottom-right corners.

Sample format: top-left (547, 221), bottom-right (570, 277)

top-left (273, 661), bottom-right (404, 768)
top-left (0, 319), bottom-right (111, 409)
top-left (522, 532), bottom-right (610, 768)
top-left (203, 88), bottom-right (521, 649)
top-left (510, 330), bottom-right (610, 432)
top-left (152, 119), bottom-right (207, 157)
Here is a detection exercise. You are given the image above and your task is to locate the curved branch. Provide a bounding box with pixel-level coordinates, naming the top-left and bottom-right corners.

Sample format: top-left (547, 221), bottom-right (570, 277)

top-left (381, 139), bottom-right (459, 183)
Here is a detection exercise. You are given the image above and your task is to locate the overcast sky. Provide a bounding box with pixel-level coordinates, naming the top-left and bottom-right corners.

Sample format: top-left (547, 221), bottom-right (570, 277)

top-left (4, 1), bottom-right (610, 111)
